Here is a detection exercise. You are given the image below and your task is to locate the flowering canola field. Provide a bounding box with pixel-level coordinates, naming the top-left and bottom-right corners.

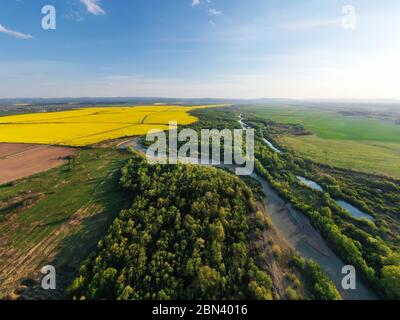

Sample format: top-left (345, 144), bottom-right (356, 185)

top-left (0, 105), bottom-right (206, 146)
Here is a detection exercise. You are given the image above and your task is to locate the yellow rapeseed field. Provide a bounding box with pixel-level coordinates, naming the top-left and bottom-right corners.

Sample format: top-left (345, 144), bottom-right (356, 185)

top-left (0, 105), bottom-right (210, 146)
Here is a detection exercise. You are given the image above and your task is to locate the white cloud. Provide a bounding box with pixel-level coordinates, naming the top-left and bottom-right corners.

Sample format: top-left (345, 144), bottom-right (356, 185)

top-left (0, 24), bottom-right (32, 39)
top-left (209, 9), bottom-right (221, 16)
top-left (80, 0), bottom-right (105, 15)
top-left (191, 0), bottom-right (200, 7)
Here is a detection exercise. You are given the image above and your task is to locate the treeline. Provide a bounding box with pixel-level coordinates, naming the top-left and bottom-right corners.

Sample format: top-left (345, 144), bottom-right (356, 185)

top-left (290, 254), bottom-right (341, 300)
top-left (246, 118), bottom-right (312, 137)
top-left (69, 155), bottom-right (274, 299)
top-left (140, 108), bottom-right (242, 162)
top-left (312, 163), bottom-right (400, 242)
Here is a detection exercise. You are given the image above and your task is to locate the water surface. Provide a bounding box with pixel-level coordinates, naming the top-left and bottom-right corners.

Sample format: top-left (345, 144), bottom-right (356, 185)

top-left (336, 200), bottom-right (374, 221)
top-left (297, 176), bottom-right (323, 192)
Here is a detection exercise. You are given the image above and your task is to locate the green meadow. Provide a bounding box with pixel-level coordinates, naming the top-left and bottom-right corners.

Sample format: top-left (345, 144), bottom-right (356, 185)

top-left (280, 135), bottom-right (400, 178)
top-left (255, 107), bottom-right (400, 142)
top-left (253, 106), bottom-right (400, 178)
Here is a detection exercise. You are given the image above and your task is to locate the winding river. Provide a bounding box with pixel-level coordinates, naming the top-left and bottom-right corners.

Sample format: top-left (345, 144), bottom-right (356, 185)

top-left (237, 115), bottom-right (377, 299)
top-left (238, 114), bottom-right (282, 153)
top-left (238, 116), bottom-right (374, 222)
top-left (119, 118), bottom-right (378, 300)
top-left (251, 173), bottom-right (377, 300)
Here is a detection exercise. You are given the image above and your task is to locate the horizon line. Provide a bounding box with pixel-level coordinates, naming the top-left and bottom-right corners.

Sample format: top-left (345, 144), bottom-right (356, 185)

top-left (1, 96), bottom-right (400, 103)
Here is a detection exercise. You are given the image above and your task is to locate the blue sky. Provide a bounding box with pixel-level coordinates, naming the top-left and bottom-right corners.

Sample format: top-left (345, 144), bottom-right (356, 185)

top-left (0, 0), bottom-right (399, 99)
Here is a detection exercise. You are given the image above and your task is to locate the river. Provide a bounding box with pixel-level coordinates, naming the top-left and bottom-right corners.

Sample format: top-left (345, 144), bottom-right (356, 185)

top-left (252, 173), bottom-right (377, 300)
top-left (121, 129), bottom-right (378, 300)
top-left (233, 115), bottom-right (376, 298)
top-left (239, 115), bottom-right (376, 298)
top-left (238, 114), bottom-right (282, 153)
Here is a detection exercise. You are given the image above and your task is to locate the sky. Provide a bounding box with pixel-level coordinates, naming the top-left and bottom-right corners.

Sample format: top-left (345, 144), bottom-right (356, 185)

top-left (0, 0), bottom-right (399, 99)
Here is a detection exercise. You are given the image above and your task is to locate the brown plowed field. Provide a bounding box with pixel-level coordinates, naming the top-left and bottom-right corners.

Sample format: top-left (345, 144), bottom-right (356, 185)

top-left (0, 143), bottom-right (76, 185)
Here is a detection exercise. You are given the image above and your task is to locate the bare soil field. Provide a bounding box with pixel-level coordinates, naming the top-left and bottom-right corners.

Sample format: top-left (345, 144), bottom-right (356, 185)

top-left (0, 144), bottom-right (76, 185)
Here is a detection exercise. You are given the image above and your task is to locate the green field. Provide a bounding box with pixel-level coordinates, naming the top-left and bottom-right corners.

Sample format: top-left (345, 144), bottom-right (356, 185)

top-left (0, 148), bottom-right (130, 298)
top-left (254, 107), bottom-right (400, 142)
top-left (280, 136), bottom-right (400, 178)
top-left (253, 106), bottom-right (400, 178)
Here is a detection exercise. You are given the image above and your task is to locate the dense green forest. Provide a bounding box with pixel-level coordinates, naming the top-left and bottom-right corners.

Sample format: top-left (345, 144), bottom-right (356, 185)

top-left (69, 155), bottom-right (275, 299)
top-left (69, 153), bottom-right (340, 300)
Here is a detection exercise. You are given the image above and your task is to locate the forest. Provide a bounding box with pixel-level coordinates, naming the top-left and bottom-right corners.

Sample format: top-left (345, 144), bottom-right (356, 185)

top-left (68, 152), bottom-right (340, 300)
top-left (69, 155), bottom-right (275, 299)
